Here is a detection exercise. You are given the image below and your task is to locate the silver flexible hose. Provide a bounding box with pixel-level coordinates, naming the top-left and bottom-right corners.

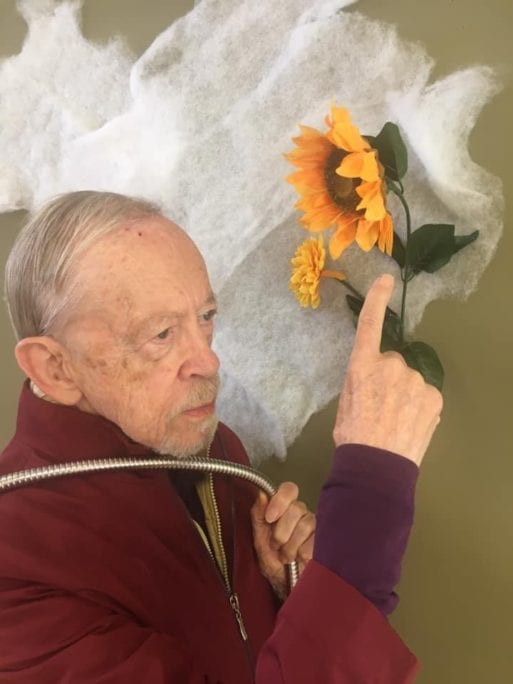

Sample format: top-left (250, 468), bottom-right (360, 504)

top-left (0, 456), bottom-right (300, 592)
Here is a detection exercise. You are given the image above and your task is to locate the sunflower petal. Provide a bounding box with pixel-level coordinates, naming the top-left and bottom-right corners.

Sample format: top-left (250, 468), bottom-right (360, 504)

top-left (329, 218), bottom-right (357, 259)
top-left (327, 105), bottom-right (370, 153)
top-left (329, 104), bottom-right (352, 127)
top-left (296, 192), bottom-right (335, 211)
top-left (355, 218), bottom-right (380, 252)
top-left (300, 203), bottom-right (342, 232)
top-left (359, 152), bottom-right (380, 181)
top-left (356, 181), bottom-right (387, 221)
top-left (377, 213), bottom-right (394, 255)
top-left (288, 172), bottom-right (331, 192)
top-left (284, 148), bottom-right (331, 166)
top-left (337, 151), bottom-right (377, 181)
top-left (336, 152), bottom-right (364, 178)
top-left (296, 124), bottom-right (328, 140)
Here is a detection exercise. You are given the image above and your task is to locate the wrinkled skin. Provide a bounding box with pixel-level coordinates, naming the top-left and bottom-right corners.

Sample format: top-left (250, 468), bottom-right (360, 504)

top-left (58, 218), bottom-right (221, 457)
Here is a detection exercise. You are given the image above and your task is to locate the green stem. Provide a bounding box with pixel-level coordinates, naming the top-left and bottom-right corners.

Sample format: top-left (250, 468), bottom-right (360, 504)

top-left (388, 182), bottom-right (412, 343)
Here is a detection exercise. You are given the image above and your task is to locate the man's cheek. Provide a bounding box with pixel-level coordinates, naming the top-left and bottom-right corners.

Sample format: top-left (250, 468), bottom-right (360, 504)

top-left (119, 350), bottom-right (157, 385)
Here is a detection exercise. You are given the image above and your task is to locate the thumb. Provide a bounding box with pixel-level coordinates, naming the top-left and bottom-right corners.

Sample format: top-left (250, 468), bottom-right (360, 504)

top-left (250, 490), bottom-right (270, 529)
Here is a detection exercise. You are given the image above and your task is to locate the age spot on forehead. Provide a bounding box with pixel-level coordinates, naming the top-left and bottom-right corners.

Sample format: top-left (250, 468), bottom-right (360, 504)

top-left (122, 226), bottom-right (144, 236)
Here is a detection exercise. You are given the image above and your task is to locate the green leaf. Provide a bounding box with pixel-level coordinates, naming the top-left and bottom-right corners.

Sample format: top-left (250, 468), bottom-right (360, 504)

top-left (405, 224), bottom-right (479, 278)
top-left (345, 294), bottom-right (364, 318)
top-left (406, 224), bottom-right (455, 276)
top-left (346, 294), bottom-right (402, 352)
top-left (401, 341), bottom-right (444, 390)
top-left (454, 230), bottom-right (479, 254)
top-left (367, 122), bottom-right (408, 181)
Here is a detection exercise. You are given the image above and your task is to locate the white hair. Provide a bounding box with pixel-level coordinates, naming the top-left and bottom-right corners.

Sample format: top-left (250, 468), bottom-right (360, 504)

top-left (4, 191), bottom-right (162, 340)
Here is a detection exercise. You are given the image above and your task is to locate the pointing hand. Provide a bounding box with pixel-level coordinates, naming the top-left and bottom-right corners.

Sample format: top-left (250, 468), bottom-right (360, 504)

top-left (334, 274), bottom-right (443, 466)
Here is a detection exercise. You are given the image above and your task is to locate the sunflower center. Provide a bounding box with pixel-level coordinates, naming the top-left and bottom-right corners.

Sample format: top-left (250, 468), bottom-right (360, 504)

top-left (324, 148), bottom-right (361, 213)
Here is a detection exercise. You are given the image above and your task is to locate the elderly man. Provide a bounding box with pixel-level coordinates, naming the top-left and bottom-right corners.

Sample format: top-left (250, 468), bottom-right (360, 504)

top-left (0, 191), bottom-right (442, 682)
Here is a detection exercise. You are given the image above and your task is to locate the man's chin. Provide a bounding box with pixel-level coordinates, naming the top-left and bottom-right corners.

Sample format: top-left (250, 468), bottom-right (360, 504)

top-left (155, 415), bottom-right (219, 459)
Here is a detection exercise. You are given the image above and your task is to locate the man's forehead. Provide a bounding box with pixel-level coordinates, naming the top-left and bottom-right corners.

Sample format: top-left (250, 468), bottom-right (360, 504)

top-left (75, 217), bottom-right (206, 281)
top-left (70, 218), bottom-right (212, 322)
top-left (114, 219), bottom-right (199, 259)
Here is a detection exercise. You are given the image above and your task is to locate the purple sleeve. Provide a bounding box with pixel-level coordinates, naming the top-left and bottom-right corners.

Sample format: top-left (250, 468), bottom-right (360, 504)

top-left (313, 444), bottom-right (419, 616)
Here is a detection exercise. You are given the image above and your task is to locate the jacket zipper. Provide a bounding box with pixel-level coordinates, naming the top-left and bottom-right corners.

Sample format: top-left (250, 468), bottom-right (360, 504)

top-left (207, 471), bottom-right (250, 643)
top-left (173, 472), bottom-right (255, 679)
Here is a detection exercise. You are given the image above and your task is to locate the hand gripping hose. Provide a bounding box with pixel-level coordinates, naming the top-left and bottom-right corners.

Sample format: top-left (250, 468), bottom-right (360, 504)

top-left (0, 456), bottom-right (300, 593)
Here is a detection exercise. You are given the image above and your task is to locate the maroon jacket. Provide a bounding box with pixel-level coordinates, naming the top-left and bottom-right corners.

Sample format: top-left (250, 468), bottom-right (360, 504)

top-left (0, 384), bottom-right (418, 682)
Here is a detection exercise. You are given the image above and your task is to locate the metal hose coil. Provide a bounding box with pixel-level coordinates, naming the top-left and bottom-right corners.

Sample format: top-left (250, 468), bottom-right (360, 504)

top-left (0, 456), bottom-right (300, 592)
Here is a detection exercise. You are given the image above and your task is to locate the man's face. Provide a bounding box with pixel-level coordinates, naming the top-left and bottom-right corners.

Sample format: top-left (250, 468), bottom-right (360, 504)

top-left (59, 217), bottom-right (220, 457)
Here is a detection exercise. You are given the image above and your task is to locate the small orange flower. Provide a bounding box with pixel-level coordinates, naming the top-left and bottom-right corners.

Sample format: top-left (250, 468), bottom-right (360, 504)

top-left (290, 237), bottom-right (345, 309)
top-left (285, 104), bottom-right (393, 259)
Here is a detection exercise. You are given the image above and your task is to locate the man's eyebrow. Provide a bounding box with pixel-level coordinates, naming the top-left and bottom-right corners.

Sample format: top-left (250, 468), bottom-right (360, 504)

top-left (204, 292), bottom-right (218, 308)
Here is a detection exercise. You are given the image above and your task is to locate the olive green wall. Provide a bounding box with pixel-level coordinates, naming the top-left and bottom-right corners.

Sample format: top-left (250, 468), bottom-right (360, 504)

top-left (1, 1), bottom-right (512, 682)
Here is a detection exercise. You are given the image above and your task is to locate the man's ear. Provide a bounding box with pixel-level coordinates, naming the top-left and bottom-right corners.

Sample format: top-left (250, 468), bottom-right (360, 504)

top-left (15, 336), bottom-right (83, 406)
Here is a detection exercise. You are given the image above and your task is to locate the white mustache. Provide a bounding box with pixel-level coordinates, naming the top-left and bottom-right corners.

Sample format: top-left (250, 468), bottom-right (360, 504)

top-left (174, 374), bottom-right (220, 415)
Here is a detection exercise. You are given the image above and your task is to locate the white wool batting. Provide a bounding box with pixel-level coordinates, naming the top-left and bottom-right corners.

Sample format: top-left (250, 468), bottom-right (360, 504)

top-left (0, 0), bottom-right (503, 461)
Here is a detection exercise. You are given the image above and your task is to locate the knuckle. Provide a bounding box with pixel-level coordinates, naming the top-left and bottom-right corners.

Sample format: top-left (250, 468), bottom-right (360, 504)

top-left (296, 513), bottom-right (315, 537)
top-left (408, 368), bottom-right (425, 388)
top-left (274, 511), bottom-right (315, 549)
top-left (437, 393), bottom-right (444, 413)
top-left (280, 546), bottom-right (297, 564)
top-left (382, 351), bottom-right (406, 371)
top-left (292, 500), bottom-right (308, 515)
top-left (298, 540), bottom-right (314, 563)
top-left (426, 385), bottom-right (444, 412)
top-left (272, 526), bottom-right (289, 547)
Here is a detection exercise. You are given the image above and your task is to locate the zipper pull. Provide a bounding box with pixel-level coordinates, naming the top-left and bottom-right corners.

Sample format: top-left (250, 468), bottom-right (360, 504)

top-left (230, 593), bottom-right (249, 641)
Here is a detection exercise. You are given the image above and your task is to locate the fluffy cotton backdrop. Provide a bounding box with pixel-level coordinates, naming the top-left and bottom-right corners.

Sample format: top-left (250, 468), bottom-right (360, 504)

top-left (0, 0), bottom-right (503, 461)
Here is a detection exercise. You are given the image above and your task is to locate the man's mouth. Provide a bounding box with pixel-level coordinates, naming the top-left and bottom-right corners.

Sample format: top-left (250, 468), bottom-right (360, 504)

top-left (181, 401), bottom-right (216, 419)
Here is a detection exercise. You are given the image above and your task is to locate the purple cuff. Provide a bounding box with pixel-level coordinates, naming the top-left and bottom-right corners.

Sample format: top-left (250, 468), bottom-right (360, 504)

top-left (313, 444), bottom-right (419, 616)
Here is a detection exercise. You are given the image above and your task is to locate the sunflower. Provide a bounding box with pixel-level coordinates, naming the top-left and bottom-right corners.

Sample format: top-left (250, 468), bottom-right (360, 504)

top-left (290, 237), bottom-right (345, 309)
top-left (285, 104), bottom-right (393, 259)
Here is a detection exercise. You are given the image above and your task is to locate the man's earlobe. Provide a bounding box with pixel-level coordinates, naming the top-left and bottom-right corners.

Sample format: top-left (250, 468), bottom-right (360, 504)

top-left (15, 337), bottom-right (83, 406)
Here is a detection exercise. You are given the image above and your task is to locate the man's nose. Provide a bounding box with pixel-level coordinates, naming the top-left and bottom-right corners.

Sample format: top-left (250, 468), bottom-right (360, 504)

top-left (179, 330), bottom-right (220, 379)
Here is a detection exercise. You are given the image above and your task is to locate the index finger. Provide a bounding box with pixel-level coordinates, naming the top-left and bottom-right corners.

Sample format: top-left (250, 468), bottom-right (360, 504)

top-left (351, 274), bottom-right (395, 362)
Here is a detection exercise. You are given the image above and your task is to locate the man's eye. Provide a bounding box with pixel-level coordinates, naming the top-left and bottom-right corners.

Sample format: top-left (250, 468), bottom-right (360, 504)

top-left (201, 309), bottom-right (217, 323)
top-left (156, 328), bottom-right (171, 340)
